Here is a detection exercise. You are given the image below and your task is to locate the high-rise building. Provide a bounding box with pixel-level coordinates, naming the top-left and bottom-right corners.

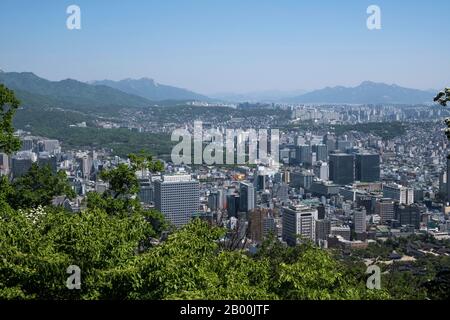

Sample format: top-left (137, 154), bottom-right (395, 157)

top-left (274, 183), bottom-right (289, 201)
top-left (357, 195), bottom-right (375, 214)
top-left (375, 198), bottom-right (395, 223)
top-left (0, 153), bottom-right (9, 176)
top-left (395, 203), bottom-right (422, 229)
top-left (208, 189), bottom-right (225, 211)
top-left (312, 144), bottom-right (328, 162)
top-left (239, 182), bottom-right (255, 212)
top-left (38, 152), bottom-right (57, 173)
top-left (248, 209), bottom-right (278, 242)
top-left (208, 192), bottom-right (218, 211)
top-left (323, 134), bottom-right (336, 152)
top-left (255, 174), bottom-right (267, 191)
top-left (138, 177), bottom-right (153, 204)
top-left (355, 153), bottom-right (380, 182)
top-left (40, 139), bottom-right (61, 155)
top-left (20, 137), bottom-right (34, 151)
top-left (315, 219), bottom-right (331, 242)
top-left (291, 170), bottom-right (314, 190)
top-left (227, 194), bottom-right (240, 217)
top-left (317, 203), bottom-right (326, 220)
top-left (11, 151), bottom-right (34, 179)
top-left (353, 207), bottom-right (367, 234)
top-left (217, 188), bottom-right (225, 210)
top-left (383, 183), bottom-right (414, 205)
top-left (295, 145), bottom-right (313, 165)
top-left (78, 154), bottom-right (92, 180)
top-left (329, 153), bottom-right (354, 185)
top-left (154, 174), bottom-right (200, 228)
top-left (282, 205), bottom-right (317, 246)
top-left (313, 161), bottom-right (329, 181)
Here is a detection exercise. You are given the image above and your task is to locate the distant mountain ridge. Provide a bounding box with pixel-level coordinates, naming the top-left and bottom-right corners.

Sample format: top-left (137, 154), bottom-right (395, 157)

top-left (0, 72), bottom-right (152, 113)
top-left (92, 78), bottom-right (210, 102)
top-left (285, 81), bottom-right (434, 104)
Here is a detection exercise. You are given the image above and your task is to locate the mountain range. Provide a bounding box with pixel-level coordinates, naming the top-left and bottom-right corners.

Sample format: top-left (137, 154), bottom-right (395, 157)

top-left (284, 81), bottom-right (434, 104)
top-left (91, 78), bottom-right (210, 102)
top-left (0, 71), bottom-right (437, 112)
top-left (0, 71), bottom-right (151, 113)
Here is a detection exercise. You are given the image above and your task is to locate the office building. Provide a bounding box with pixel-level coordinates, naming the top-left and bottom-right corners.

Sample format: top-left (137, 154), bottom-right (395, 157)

top-left (315, 219), bottom-right (331, 242)
top-left (239, 182), bottom-right (255, 212)
top-left (375, 198), bottom-right (395, 223)
top-left (11, 151), bottom-right (34, 179)
top-left (291, 170), bottom-right (314, 190)
top-left (248, 209), bottom-right (278, 242)
top-left (312, 144), bottom-right (328, 162)
top-left (331, 225), bottom-right (351, 241)
top-left (353, 207), bottom-right (367, 234)
top-left (383, 183), bottom-right (414, 205)
top-left (282, 205), bottom-right (317, 246)
top-left (355, 153), bottom-right (380, 182)
top-left (395, 203), bottom-right (422, 229)
top-left (227, 194), bottom-right (240, 217)
top-left (154, 174), bottom-right (200, 228)
top-left (313, 161), bottom-right (329, 181)
top-left (295, 145), bottom-right (313, 165)
top-left (38, 152), bottom-right (57, 173)
top-left (329, 153), bottom-right (355, 185)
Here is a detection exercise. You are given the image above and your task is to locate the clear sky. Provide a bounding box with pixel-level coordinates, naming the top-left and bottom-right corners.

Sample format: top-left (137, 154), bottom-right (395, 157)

top-left (1, 0), bottom-right (449, 94)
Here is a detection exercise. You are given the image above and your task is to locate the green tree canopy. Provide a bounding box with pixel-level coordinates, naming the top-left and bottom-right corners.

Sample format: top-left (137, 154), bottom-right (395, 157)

top-left (6, 164), bottom-right (76, 210)
top-left (0, 84), bottom-right (21, 154)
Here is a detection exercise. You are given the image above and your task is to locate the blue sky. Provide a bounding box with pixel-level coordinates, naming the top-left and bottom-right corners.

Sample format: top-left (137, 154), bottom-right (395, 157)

top-left (0, 0), bottom-right (449, 94)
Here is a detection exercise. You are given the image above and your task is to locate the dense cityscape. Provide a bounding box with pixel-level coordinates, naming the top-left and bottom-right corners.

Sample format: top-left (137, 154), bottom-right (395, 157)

top-left (3, 103), bottom-right (450, 253)
top-left (1, 1), bottom-right (450, 312)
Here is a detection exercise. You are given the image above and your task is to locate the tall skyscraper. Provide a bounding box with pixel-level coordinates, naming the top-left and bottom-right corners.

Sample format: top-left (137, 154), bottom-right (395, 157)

top-left (154, 174), bottom-right (200, 228)
top-left (355, 153), bottom-right (380, 182)
top-left (329, 153), bottom-right (355, 185)
top-left (239, 182), bottom-right (255, 212)
top-left (282, 205), bottom-right (317, 246)
top-left (227, 194), bottom-right (240, 217)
